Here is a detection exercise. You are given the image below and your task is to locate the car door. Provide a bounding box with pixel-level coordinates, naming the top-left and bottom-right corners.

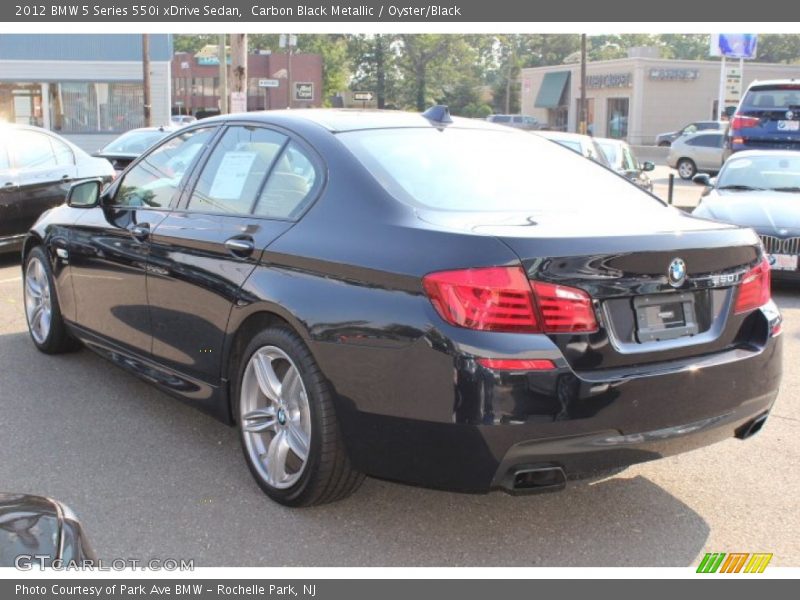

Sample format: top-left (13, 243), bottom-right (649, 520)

top-left (146, 123), bottom-right (321, 385)
top-left (0, 140), bottom-right (21, 245)
top-left (686, 134), bottom-right (717, 170)
top-left (66, 126), bottom-right (218, 356)
top-left (9, 130), bottom-right (77, 237)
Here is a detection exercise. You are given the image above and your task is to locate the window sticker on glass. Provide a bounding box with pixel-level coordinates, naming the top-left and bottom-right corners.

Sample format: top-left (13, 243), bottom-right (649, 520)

top-left (208, 151), bottom-right (258, 200)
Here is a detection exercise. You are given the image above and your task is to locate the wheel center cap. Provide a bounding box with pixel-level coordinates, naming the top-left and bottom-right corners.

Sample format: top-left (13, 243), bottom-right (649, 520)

top-left (277, 408), bottom-right (287, 425)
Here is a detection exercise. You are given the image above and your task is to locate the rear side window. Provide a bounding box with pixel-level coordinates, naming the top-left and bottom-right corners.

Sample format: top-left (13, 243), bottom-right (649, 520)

top-left (491, 116), bottom-right (511, 123)
top-left (686, 134), bottom-right (721, 148)
top-left (187, 125), bottom-right (287, 215)
top-left (743, 85), bottom-right (800, 109)
top-left (51, 138), bottom-right (74, 166)
top-left (15, 131), bottom-right (57, 169)
top-left (253, 143), bottom-right (318, 219)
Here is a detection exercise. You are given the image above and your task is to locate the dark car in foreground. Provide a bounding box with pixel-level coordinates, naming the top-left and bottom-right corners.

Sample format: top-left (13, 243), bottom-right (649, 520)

top-left (727, 79), bottom-right (800, 155)
top-left (22, 108), bottom-right (782, 506)
top-left (94, 126), bottom-right (176, 172)
top-left (693, 150), bottom-right (800, 280)
top-left (0, 124), bottom-right (114, 253)
top-left (596, 137), bottom-right (655, 192)
top-left (0, 493), bottom-right (95, 567)
top-left (656, 120), bottom-right (725, 147)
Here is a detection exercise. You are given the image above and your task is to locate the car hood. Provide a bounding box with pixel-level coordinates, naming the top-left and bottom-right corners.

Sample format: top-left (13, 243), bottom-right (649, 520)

top-left (699, 190), bottom-right (800, 236)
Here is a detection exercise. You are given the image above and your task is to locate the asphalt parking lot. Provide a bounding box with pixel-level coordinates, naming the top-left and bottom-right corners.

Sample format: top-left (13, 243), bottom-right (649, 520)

top-left (1, 217), bottom-right (798, 567)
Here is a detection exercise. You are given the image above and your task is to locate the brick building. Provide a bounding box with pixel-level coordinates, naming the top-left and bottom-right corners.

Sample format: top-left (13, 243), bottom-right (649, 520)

top-left (171, 46), bottom-right (324, 115)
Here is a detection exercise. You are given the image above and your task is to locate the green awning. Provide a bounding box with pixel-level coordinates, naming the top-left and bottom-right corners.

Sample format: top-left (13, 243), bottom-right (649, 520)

top-left (534, 71), bottom-right (570, 108)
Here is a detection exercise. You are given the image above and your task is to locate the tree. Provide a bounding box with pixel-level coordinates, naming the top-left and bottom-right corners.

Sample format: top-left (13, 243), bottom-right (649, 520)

top-left (757, 34), bottom-right (800, 64)
top-left (173, 34), bottom-right (217, 54)
top-left (348, 34), bottom-right (399, 109)
top-left (297, 35), bottom-right (350, 106)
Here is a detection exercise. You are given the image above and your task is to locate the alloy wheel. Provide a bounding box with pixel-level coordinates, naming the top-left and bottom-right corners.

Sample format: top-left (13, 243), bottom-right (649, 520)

top-left (239, 346), bottom-right (312, 489)
top-left (24, 257), bottom-right (52, 345)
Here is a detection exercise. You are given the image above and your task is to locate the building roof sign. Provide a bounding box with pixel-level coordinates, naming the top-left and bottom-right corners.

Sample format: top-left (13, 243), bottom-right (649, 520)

top-left (649, 68), bottom-right (700, 81)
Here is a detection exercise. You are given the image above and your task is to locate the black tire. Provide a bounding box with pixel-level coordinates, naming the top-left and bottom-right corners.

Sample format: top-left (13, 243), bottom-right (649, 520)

top-left (233, 327), bottom-right (364, 506)
top-left (23, 246), bottom-right (81, 354)
top-left (677, 158), bottom-right (697, 180)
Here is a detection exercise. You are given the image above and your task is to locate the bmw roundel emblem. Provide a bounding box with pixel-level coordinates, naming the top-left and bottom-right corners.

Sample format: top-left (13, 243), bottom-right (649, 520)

top-left (787, 110), bottom-right (795, 120)
top-left (668, 258), bottom-right (687, 287)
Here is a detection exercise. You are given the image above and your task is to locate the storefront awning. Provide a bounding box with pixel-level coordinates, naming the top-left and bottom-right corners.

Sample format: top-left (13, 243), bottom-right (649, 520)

top-left (534, 71), bottom-right (570, 108)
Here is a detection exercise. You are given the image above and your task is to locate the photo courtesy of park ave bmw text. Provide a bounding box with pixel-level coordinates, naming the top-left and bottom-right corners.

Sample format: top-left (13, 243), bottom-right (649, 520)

top-left (0, 0), bottom-right (799, 594)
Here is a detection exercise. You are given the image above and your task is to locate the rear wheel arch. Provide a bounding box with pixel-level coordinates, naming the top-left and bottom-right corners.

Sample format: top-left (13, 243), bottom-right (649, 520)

top-left (224, 309), bottom-right (309, 422)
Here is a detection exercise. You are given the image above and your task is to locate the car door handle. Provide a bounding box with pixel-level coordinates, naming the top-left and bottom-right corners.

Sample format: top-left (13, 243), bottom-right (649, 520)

top-left (61, 174), bottom-right (71, 181)
top-left (130, 224), bottom-right (150, 241)
top-left (2, 181), bottom-right (17, 189)
top-left (224, 237), bottom-right (255, 257)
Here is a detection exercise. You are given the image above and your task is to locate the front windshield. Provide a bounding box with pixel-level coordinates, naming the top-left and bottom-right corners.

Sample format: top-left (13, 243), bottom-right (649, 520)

top-left (718, 154), bottom-right (800, 191)
top-left (102, 130), bottom-right (169, 154)
top-left (339, 127), bottom-right (663, 213)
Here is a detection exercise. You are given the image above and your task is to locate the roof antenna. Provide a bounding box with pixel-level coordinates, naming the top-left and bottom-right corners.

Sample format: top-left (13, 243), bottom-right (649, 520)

top-left (422, 105), bottom-right (453, 124)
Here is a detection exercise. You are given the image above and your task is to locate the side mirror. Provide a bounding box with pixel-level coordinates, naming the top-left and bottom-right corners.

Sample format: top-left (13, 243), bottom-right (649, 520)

top-left (67, 179), bottom-right (102, 208)
top-left (641, 161), bottom-right (655, 172)
top-left (692, 173), bottom-right (711, 187)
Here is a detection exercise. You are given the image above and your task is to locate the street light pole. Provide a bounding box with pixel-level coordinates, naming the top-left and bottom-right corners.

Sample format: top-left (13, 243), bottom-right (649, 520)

top-left (219, 33), bottom-right (228, 114)
top-left (579, 33), bottom-right (587, 135)
top-left (142, 34), bottom-right (152, 127)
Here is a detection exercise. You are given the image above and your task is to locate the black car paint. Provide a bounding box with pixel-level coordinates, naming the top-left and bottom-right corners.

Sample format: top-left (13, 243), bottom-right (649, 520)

top-left (0, 493), bottom-right (95, 567)
top-left (24, 111), bottom-right (782, 493)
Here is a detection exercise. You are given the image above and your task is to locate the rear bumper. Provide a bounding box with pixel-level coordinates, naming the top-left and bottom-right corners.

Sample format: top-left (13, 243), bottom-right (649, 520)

top-left (328, 312), bottom-right (782, 493)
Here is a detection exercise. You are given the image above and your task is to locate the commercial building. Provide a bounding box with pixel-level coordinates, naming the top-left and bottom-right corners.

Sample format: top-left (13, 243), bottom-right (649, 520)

top-left (171, 47), bottom-right (323, 115)
top-left (0, 34), bottom-right (172, 152)
top-left (520, 48), bottom-right (800, 144)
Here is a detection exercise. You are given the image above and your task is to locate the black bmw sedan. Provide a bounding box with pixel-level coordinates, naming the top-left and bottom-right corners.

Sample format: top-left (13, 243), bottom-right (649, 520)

top-left (693, 150), bottom-right (800, 280)
top-left (22, 108), bottom-right (782, 506)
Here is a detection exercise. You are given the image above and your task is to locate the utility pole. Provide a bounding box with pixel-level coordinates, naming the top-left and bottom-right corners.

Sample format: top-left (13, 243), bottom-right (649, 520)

top-left (579, 33), bottom-right (587, 135)
top-left (218, 33), bottom-right (228, 114)
top-left (230, 34), bottom-right (248, 111)
top-left (142, 34), bottom-right (152, 126)
top-left (505, 37), bottom-right (515, 115)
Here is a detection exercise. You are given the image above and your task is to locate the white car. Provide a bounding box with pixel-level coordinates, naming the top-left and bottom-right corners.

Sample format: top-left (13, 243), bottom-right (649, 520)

top-left (667, 130), bottom-right (726, 179)
top-left (0, 124), bottom-right (114, 252)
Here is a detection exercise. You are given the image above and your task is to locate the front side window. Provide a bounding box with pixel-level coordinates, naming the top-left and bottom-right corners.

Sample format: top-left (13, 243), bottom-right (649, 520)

top-left (187, 126), bottom-right (287, 215)
top-left (15, 131), bottom-right (57, 169)
top-left (113, 127), bottom-right (216, 208)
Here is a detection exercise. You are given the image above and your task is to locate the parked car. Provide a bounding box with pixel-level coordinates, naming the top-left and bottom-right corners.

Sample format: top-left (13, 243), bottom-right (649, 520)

top-left (726, 79), bottom-right (800, 156)
top-left (0, 124), bottom-right (114, 253)
top-left (667, 130), bottom-right (726, 179)
top-left (693, 150), bottom-right (800, 280)
top-left (596, 137), bottom-right (655, 192)
top-left (0, 493), bottom-right (95, 567)
top-left (170, 115), bottom-right (198, 127)
top-left (23, 108), bottom-right (781, 507)
top-left (536, 130), bottom-right (611, 167)
top-left (94, 126), bottom-right (177, 173)
top-left (656, 120), bottom-right (726, 147)
top-left (486, 114), bottom-right (541, 130)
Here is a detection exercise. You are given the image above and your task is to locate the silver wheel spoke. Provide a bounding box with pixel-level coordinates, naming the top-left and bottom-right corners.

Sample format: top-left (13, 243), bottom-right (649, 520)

top-left (286, 423), bottom-right (309, 461)
top-left (25, 257), bottom-right (53, 344)
top-left (265, 429), bottom-right (290, 485)
top-left (253, 353), bottom-right (282, 401)
top-left (242, 407), bottom-right (277, 433)
top-left (281, 366), bottom-right (300, 404)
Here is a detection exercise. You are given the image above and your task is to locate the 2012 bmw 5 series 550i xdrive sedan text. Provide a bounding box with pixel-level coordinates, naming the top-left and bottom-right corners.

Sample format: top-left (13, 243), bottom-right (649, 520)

top-left (22, 107), bottom-right (782, 506)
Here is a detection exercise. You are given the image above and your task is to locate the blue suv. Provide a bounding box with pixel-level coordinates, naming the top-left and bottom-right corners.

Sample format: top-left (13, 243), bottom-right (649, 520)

top-left (727, 79), bottom-right (800, 155)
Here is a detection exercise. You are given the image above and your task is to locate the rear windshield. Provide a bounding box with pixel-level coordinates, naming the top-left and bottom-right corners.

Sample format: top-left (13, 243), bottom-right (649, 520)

top-left (742, 85), bottom-right (800, 110)
top-left (338, 127), bottom-right (662, 213)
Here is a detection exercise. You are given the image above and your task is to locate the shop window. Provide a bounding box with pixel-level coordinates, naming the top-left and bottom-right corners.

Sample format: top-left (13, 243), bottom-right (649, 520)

top-left (49, 82), bottom-right (145, 133)
top-left (607, 98), bottom-right (629, 140)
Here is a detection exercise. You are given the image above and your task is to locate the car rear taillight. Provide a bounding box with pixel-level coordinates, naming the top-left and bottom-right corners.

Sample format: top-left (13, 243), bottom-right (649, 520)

top-left (734, 257), bottom-right (771, 314)
top-left (731, 114), bottom-right (760, 130)
top-left (531, 281), bottom-right (598, 333)
top-left (422, 266), bottom-right (598, 334)
top-left (422, 266), bottom-right (539, 332)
